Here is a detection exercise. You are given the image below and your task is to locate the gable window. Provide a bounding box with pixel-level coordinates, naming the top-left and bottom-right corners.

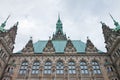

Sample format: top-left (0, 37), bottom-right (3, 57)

top-left (56, 61), bottom-right (64, 74)
top-left (32, 61), bottom-right (40, 74)
top-left (80, 61), bottom-right (89, 74)
top-left (92, 61), bottom-right (101, 74)
top-left (44, 61), bottom-right (52, 74)
top-left (68, 61), bottom-right (76, 74)
top-left (19, 61), bottom-right (28, 74)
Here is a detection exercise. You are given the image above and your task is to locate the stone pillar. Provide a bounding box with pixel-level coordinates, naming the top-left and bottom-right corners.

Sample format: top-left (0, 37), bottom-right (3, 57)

top-left (88, 63), bottom-right (94, 80)
top-left (25, 65), bottom-right (31, 80)
top-left (100, 63), bottom-right (109, 80)
top-left (52, 63), bottom-right (56, 80)
top-left (76, 63), bottom-right (80, 80)
top-left (64, 63), bottom-right (68, 80)
top-left (39, 65), bottom-right (44, 80)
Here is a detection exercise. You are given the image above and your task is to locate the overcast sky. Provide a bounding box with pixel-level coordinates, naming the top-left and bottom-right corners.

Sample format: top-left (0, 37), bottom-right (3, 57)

top-left (0, 0), bottom-right (120, 52)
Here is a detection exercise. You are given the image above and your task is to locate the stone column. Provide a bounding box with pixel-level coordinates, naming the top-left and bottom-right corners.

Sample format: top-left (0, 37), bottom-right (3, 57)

top-left (76, 63), bottom-right (80, 80)
top-left (52, 63), bottom-right (56, 80)
top-left (88, 63), bottom-right (94, 80)
top-left (25, 65), bottom-right (31, 80)
top-left (64, 63), bottom-right (68, 80)
top-left (39, 65), bottom-right (44, 80)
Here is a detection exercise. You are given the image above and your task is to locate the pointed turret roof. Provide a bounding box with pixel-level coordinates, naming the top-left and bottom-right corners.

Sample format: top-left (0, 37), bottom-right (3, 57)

top-left (109, 14), bottom-right (120, 31)
top-left (52, 14), bottom-right (67, 40)
top-left (56, 14), bottom-right (63, 34)
top-left (100, 21), bottom-right (112, 43)
top-left (0, 15), bottom-right (10, 32)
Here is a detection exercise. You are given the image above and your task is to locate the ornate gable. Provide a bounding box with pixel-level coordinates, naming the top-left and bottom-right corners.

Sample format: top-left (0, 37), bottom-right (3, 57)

top-left (85, 37), bottom-right (98, 53)
top-left (22, 37), bottom-right (34, 53)
top-left (43, 39), bottom-right (55, 53)
top-left (64, 39), bottom-right (76, 53)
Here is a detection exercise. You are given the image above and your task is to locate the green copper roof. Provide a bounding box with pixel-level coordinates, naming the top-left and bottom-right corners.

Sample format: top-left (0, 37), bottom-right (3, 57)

top-left (52, 40), bottom-right (66, 53)
top-left (33, 41), bottom-right (47, 53)
top-left (33, 40), bottom-right (86, 53)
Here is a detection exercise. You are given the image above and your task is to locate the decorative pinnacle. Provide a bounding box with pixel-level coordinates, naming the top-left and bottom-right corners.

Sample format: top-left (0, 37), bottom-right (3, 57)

top-left (68, 36), bottom-right (70, 40)
top-left (1, 15), bottom-right (10, 28)
top-left (49, 36), bottom-right (51, 40)
top-left (109, 13), bottom-right (116, 23)
top-left (87, 36), bottom-right (89, 40)
top-left (100, 21), bottom-right (106, 25)
top-left (109, 13), bottom-right (120, 28)
top-left (58, 13), bottom-right (60, 20)
top-left (30, 36), bottom-right (32, 40)
top-left (5, 15), bottom-right (10, 23)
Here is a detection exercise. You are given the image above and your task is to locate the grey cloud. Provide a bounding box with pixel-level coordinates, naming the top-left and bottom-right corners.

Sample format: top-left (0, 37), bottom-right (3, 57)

top-left (0, 0), bottom-right (120, 52)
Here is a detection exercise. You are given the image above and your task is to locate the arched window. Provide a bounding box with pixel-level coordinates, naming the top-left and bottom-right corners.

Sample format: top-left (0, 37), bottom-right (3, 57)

top-left (44, 61), bottom-right (52, 74)
top-left (92, 61), bottom-right (101, 74)
top-left (32, 61), bottom-right (40, 74)
top-left (56, 61), bottom-right (64, 74)
top-left (19, 61), bottom-right (28, 74)
top-left (80, 61), bottom-right (89, 74)
top-left (68, 61), bottom-right (76, 74)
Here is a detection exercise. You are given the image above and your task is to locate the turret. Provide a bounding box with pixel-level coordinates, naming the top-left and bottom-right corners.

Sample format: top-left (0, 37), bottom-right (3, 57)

top-left (101, 21), bottom-right (113, 43)
top-left (52, 14), bottom-right (67, 40)
top-left (56, 14), bottom-right (63, 34)
top-left (4, 22), bottom-right (18, 51)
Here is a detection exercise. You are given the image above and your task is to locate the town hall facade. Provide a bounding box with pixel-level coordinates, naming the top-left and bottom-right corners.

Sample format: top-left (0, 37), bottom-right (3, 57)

top-left (0, 15), bottom-right (120, 80)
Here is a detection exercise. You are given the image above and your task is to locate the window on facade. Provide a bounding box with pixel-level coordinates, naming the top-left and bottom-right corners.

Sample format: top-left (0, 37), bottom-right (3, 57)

top-left (118, 49), bottom-right (120, 55)
top-left (80, 61), bottom-right (89, 74)
top-left (3, 53), bottom-right (7, 60)
top-left (19, 61), bottom-right (28, 75)
top-left (0, 48), bottom-right (4, 57)
top-left (44, 61), bottom-right (52, 74)
top-left (56, 61), bottom-right (64, 74)
top-left (92, 61), bottom-right (101, 74)
top-left (68, 61), bottom-right (76, 74)
top-left (112, 78), bottom-right (118, 80)
top-left (107, 66), bottom-right (113, 72)
top-left (31, 61), bottom-right (40, 74)
top-left (116, 50), bottom-right (120, 56)
top-left (7, 67), bottom-right (14, 74)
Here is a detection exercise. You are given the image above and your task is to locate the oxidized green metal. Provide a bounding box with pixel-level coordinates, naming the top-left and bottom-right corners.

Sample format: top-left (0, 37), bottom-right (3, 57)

top-left (56, 14), bottom-right (63, 34)
top-left (109, 14), bottom-right (120, 31)
top-left (0, 15), bottom-right (10, 32)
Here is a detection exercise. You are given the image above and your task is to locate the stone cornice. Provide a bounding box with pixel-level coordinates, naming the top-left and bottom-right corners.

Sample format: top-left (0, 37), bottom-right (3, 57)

top-left (11, 53), bottom-right (108, 57)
